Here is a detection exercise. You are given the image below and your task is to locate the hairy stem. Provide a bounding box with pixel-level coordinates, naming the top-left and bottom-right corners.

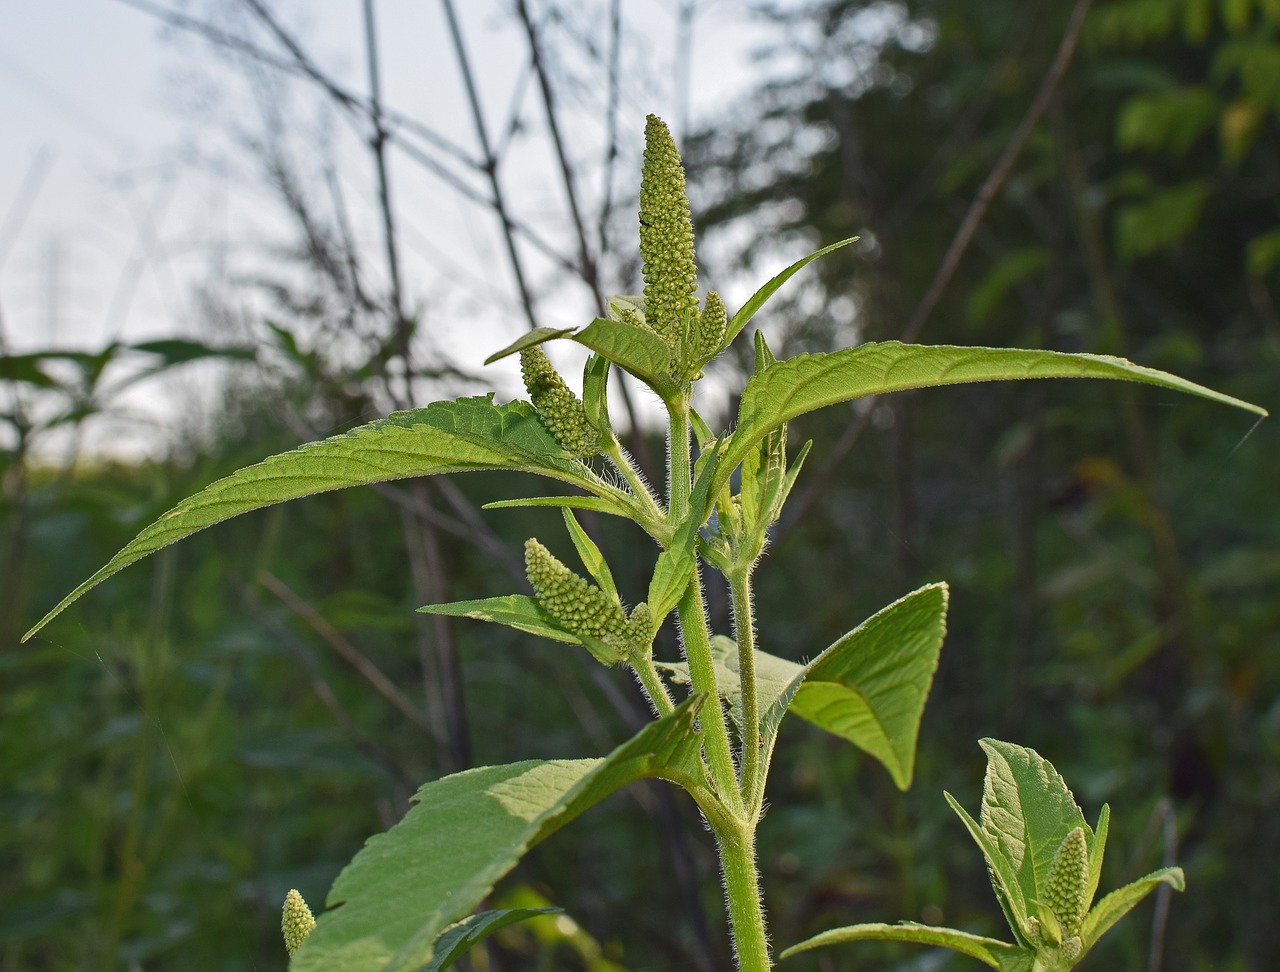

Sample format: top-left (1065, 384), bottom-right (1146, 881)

top-left (603, 437), bottom-right (665, 526)
top-left (667, 390), bottom-right (693, 522)
top-left (631, 652), bottom-right (676, 716)
top-left (714, 818), bottom-right (771, 971)
top-left (729, 568), bottom-right (762, 816)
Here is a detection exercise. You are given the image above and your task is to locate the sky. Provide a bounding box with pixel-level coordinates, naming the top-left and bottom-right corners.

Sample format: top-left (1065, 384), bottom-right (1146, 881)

top-left (0, 0), bottom-right (793, 455)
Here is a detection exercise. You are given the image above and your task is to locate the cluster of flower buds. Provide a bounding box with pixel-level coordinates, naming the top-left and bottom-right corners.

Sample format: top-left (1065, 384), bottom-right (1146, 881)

top-left (519, 346), bottom-right (601, 457)
top-left (525, 538), bottom-right (650, 664)
top-left (282, 888), bottom-right (316, 956)
top-left (639, 114), bottom-right (727, 379)
top-left (1027, 826), bottom-right (1088, 962)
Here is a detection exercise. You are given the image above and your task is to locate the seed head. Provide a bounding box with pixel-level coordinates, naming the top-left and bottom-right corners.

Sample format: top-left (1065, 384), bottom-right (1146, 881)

top-left (519, 346), bottom-right (600, 457)
top-left (690, 290), bottom-right (728, 368)
top-left (639, 115), bottom-right (698, 345)
top-left (1043, 826), bottom-right (1089, 934)
top-left (525, 539), bottom-right (630, 656)
top-left (282, 888), bottom-right (316, 956)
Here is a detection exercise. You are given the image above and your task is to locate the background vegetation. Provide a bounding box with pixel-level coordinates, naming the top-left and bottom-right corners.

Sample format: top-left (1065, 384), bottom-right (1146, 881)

top-left (3, 1), bottom-right (1277, 970)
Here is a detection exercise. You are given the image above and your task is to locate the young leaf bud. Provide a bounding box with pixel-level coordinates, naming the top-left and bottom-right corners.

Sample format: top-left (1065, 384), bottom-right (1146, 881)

top-left (525, 539), bottom-right (630, 654)
top-left (691, 290), bottom-right (728, 366)
top-left (519, 346), bottom-right (600, 457)
top-left (639, 115), bottom-right (698, 346)
top-left (1043, 826), bottom-right (1089, 933)
top-left (282, 888), bottom-right (316, 956)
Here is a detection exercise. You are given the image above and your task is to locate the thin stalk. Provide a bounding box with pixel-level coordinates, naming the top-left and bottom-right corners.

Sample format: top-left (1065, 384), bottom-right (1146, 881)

top-left (603, 437), bottom-right (665, 525)
top-left (631, 653), bottom-right (676, 716)
top-left (678, 578), bottom-right (743, 815)
top-left (713, 819), bottom-right (771, 971)
top-left (667, 391), bottom-right (693, 521)
top-left (729, 567), bottom-right (762, 815)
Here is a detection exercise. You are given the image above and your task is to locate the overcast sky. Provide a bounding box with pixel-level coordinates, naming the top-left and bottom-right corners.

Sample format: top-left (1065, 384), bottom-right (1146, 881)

top-left (1, 0), bottom-right (790, 453)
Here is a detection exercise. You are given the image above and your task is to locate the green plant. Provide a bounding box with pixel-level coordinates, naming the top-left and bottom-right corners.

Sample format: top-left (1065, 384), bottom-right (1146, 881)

top-left (24, 116), bottom-right (1265, 971)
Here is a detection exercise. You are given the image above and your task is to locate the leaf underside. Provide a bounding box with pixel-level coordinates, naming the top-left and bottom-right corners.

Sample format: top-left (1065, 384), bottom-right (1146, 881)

top-left (291, 699), bottom-right (704, 972)
top-left (781, 922), bottom-right (1032, 971)
top-left (420, 908), bottom-right (561, 972)
top-left (24, 395), bottom-right (628, 641)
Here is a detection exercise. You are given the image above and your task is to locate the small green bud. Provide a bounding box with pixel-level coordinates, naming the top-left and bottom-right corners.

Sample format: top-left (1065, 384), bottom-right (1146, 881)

top-left (690, 290), bottom-right (727, 368)
top-left (629, 602), bottom-right (654, 648)
top-left (519, 346), bottom-right (600, 457)
top-left (1060, 936), bottom-right (1083, 963)
top-left (282, 888), bottom-right (316, 956)
top-left (1043, 826), bottom-right (1089, 934)
top-left (639, 114), bottom-right (698, 346)
top-left (525, 539), bottom-right (630, 657)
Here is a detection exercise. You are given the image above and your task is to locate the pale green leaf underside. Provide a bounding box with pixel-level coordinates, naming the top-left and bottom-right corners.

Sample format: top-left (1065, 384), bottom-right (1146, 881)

top-left (483, 327), bottom-right (576, 364)
top-left (780, 922), bottom-right (1032, 971)
top-left (420, 908), bottom-right (560, 972)
top-left (574, 316), bottom-right (674, 394)
top-left (291, 699), bottom-right (703, 972)
top-left (1079, 867), bottom-right (1185, 950)
top-left (482, 495), bottom-right (628, 516)
top-left (417, 595), bottom-right (578, 645)
top-left (25, 396), bottom-right (630, 641)
top-left (718, 342), bottom-right (1267, 496)
top-left (979, 739), bottom-right (1090, 913)
top-left (945, 792), bottom-right (1031, 946)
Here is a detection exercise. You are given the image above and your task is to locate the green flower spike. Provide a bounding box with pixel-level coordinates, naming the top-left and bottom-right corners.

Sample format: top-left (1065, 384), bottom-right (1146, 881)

top-left (689, 290), bottom-right (727, 375)
top-left (639, 114), bottom-right (698, 349)
top-left (525, 538), bottom-right (630, 663)
top-left (519, 346), bottom-right (600, 457)
top-left (1043, 826), bottom-right (1089, 937)
top-left (282, 888), bottom-right (316, 956)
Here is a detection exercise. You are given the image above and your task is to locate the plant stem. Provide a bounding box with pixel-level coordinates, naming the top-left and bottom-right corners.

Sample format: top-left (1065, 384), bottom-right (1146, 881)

top-left (667, 390), bottom-right (692, 522)
top-left (729, 567), bottom-right (762, 815)
top-left (603, 438), bottom-right (665, 525)
top-left (678, 580), bottom-right (743, 812)
top-left (631, 652), bottom-right (676, 716)
top-left (714, 818), bottom-right (771, 971)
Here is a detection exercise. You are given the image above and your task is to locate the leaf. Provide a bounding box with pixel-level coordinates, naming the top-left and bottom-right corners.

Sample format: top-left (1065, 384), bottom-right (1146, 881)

top-left (573, 316), bottom-right (675, 397)
top-left (1085, 803), bottom-right (1110, 913)
top-left (25, 395), bottom-right (631, 641)
top-left (1078, 867), bottom-right (1185, 952)
top-left (724, 237), bottom-right (858, 347)
top-left (786, 584), bottom-right (949, 790)
top-left (581, 353), bottom-right (612, 435)
top-left (717, 342), bottom-right (1266, 497)
top-left (945, 792), bottom-right (1032, 945)
top-left (291, 699), bottom-right (705, 972)
top-left (1115, 87), bottom-right (1219, 155)
top-left (483, 327), bottom-right (576, 365)
top-left (978, 740), bottom-right (1090, 915)
top-left (420, 908), bottom-right (560, 972)
top-left (780, 922), bottom-right (1033, 970)
top-left (418, 595), bottom-right (578, 645)
top-left (1114, 181), bottom-right (1211, 261)
top-left (561, 509), bottom-right (619, 602)
top-left (483, 496), bottom-right (629, 517)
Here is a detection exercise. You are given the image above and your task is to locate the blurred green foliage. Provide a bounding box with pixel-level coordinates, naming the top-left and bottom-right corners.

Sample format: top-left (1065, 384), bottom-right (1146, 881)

top-left (4, 0), bottom-right (1279, 969)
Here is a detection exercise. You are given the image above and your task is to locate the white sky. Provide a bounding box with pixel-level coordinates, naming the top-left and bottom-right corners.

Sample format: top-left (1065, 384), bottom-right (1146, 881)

top-left (0, 0), bottom-right (793, 455)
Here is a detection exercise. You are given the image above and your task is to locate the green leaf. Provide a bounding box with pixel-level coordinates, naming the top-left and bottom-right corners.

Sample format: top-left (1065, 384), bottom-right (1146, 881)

top-left (724, 237), bottom-right (858, 347)
top-left (483, 496), bottom-right (629, 517)
top-left (780, 922), bottom-right (1033, 970)
top-left (561, 509), bottom-right (619, 602)
top-left (1078, 867), bottom-right (1185, 952)
top-left (291, 699), bottom-right (704, 972)
top-left (1085, 804), bottom-right (1110, 913)
top-left (647, 545), bottom-right (695, 624)
top-left (573, 316), bottom-right (675, 396)
top-left (945, 792), bottom-right (1032, 946)
top-left (420, 908), bottom-right (561, 972)
top-left (581, 352), bottom-right (612, 435)
top-left (717, 342), bottom-right (1266, 497)
top-left (1114, 180), bottom-right (1211, 261)
top-left (418, 595), bottom-right (578, 645)
top-left (978, 740), bottom-right (1090, 918)
top-left (483, 327), bottom-right (576, 365)
top-left (25, 395), bottom-right (635, 641)
top-left (786, 584), bottom-right (948, 790)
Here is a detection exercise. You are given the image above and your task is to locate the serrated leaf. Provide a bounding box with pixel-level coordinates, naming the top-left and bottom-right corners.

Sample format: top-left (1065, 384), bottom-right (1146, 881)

top-left (716, 343), bottom-right (1267, 498)
top-left (420, 908), bottom-right (560, 972)
top-left (26, 396), bottom-right (632, 641)
top-left (291, 699), bottom-right (704, 972)
top-left (724, 237), bottom-right (858, 347)
top-left (978, 740), bottom-right (1090, 917)
top-left (1078, 867), bottom-right (1185, 952)
top-left (945, 792), bottom-right (1031, 945)
top-left (483, 327), bottom-right (576, 365)
top-left (581, 353), bottom-right (612, 435)
top-left (573, 316), bottom-right (675, 396)
top-left (705, 636), bottom-right (799, 743)
top-left (787, 584), bottom-right (948, 789)
top-left (780, 921), bottom-right (1033, 970)
top-left (647, 545), bottom-right (695, 624)
top-left (561, 509), bottom-right (618, 602)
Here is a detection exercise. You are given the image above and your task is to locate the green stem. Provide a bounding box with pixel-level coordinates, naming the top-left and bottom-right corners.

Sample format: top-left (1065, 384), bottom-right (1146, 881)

top-left (631, 653), bottom-right (676, 716)
top-left (603, 437), bottom-right (665, 526)
top-left (714, 817), bottom-right (772, 971)
top-left (667, 391), bottom-right (692, 522)
top-left (677, 579), bottom-right (744, 814)
top-left (729, 567), bottom-right (762, 816)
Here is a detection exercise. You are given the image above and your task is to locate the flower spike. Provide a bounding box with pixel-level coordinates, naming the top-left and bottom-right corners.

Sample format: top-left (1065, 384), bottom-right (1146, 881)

top-left (639, 114), bottom-right (698, 347)
top-left (519, 346), bottom-right (600, 458)
top-left (282, 888), bottom-right (316, 956)
top-left (525, 538), bottom-right (630, 661)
